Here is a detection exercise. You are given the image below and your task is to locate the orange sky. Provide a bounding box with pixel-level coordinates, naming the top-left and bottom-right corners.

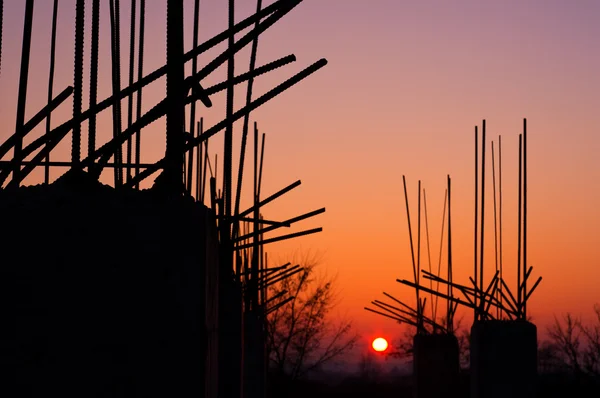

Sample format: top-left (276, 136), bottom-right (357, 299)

top-left (1, 0), bottom-right (599, 351)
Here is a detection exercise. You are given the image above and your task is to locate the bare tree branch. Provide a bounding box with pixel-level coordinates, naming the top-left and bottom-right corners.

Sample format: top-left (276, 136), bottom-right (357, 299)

top-left (266, 252), bottom-right (358, 380)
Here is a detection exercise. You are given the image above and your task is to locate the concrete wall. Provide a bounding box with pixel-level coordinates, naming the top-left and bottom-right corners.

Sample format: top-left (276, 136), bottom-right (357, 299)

top-left (413, 333), bottom-right (460, 398)
top-left (470, 320), bottom-right (537, 398)
top-left (0, 173), bottom-right (219, 398)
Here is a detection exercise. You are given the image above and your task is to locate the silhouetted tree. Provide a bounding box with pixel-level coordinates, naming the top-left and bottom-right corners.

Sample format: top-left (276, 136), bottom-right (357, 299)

top-left (545, 305), bottom-right (600, 378)
top-left (547, 313), bottom-right (583, 374)
top-left (266, 252), bottom-right (358, 381)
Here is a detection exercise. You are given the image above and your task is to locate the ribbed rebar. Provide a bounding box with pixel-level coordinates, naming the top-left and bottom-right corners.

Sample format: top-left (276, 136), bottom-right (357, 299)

top-left (165, 0), bottom-right (185, 193)
top-left (13, 0), bottom-right (35, 186)
top-left (234, 0), bottom-right (262, 228)
top-left (72, 0), bottom-right (84, 165)
top-left (187, 0), bottom-right (200, 194)
top-left (126, 0), bottom-right (136, 183)
top-left (45, 0), bottom-right (59, 183)
top-left (223, 0), bottom-right (235, 218)
top-left (89, 0), bottom-right (100, 163)
top-left (134, 0), bottom-right (145, 188)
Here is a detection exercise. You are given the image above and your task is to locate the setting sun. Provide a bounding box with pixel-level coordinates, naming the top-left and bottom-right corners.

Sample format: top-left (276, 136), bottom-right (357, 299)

top-left (372, 337), bottom-right (388, 352)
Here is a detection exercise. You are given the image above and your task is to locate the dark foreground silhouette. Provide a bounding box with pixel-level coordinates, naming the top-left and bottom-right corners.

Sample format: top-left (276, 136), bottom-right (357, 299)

top-left (0, 170), bottom-right (217, 397)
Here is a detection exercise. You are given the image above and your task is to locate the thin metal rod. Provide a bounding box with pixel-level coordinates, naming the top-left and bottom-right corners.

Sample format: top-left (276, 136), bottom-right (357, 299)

top-left (187, 0), bottom-right (200, 194)
top-left (423, 188), bottom-right (434, 319)
top-left (45, 0), bottom-right (59, 183)
top-left (498, 135), bottom-right (503, 318)
top-left (500, 278), bottom-right (519, 314)
top-left (257, 132), bottom-right (266, 199)
top-left (126, 0), bottom-right (137, 182)
top-left (233, 208), bottom-right (325, 243)
top-left (165, 0), bottom-right (185, 192)
top-left (238, 180), bottom-right (301, 219)
top-left (417, 180), bottom-right (422, 329)
top-left (266, 296), bottom-right (294, 315)
top-left (474, 125), bottom-right (479, 318)
top-left (13, 0), bottom-right (35, 185)
top-left (517, 134), bottom-right (523, 314)
top-left (235, 228), bottom-right (322, 251)
top-left (0, 160), bottom-right (156, 168)
top-left (257, 267), bottom-right (303, 291)
top-left (480, 120), bottom-right (486, 303)
top-left (109, 0), bottom-right (122, 185)
top-left (433, 188), bottom-right (447, 323)
top-left (202, 122), bottom-right (208, 202)
top-left (0, 86), bottom-right (73, 164)
top-left (398, 279), bottom-right (483, 315)
top-left (524, 277), bottom-right (541, 303)
top-left (447, 175), bottom-right (453, 332)
top-left (491, 140), bottom-right (499, 318)
top-left (364, 307), bottom-right (407, 325)
top-left (222, 0), bottom-right (236, 224)
top-left (13, 0), bottom-right (292, 159)
top-left (519, 266), bottom-right (533, 292)
top-left (234, 0), bottom-right (262, 223)
top-left (134, 0), bottom-right (145, 188)
top-left (523, 118), bottom-right (528, 318)
top-left (123, 58), bottom-right (326, 188)
top-left (370, 303), bottom-right (418, 327)
top-left (72, 0), bottom-right (85, 166)
top-left (196, 120), bottom-right (201, 200)
top-left (19, 53), bottom-right (295, 179)
top-left (402, 175), bottom-right (419, 315)
top-left (251, 121), bottom-right (260, 305)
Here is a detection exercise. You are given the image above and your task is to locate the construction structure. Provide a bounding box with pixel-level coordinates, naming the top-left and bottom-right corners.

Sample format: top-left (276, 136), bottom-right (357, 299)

top-left (366, 119), bottom-right (541, 398)
top-left (0, 1), bottom-right (326, 397)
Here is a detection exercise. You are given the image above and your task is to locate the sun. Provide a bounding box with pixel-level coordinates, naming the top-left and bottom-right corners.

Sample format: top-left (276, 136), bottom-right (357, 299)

top-left (372, 337), bottom-right (388, 352)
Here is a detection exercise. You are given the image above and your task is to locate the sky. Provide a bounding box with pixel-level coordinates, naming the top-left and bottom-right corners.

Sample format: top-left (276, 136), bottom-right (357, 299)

top-left (1, 0), bottom-right (599, 364)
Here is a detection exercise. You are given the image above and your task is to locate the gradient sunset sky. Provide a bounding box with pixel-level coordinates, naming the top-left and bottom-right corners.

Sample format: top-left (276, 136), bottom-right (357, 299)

top-left (1, 0), bottom-right (599, 356)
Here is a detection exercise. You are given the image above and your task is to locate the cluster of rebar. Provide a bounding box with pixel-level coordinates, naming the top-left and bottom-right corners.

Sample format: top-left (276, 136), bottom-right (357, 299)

top-left (0, 1), bottom-right (328, 397)
top-left (366, 119), bottom-right (542, 337)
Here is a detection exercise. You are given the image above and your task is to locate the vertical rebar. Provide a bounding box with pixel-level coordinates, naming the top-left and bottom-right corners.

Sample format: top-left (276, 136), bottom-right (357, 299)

top-left (134, 0), bottom-right (145, 189)
top-left (187, 0), bottom-right (200, 195)
top-left (423, 189), bottom-right (435, 320)
top-left (479, 120), bottom-right (486, 308)
top-left (517, 134), bottom-right (523, 315)
top-left (417, 180), bottom-right (422, 330)
top-left (257, 133), bottom-right (265, 199)
top-left (433, 188), bottom-right (447, 324)
top-left (402, 176), bottom-right (419, 319)
top-left (523, 118), bottom-right (528, 318)
top-left (72, 0), bottom-right (85, 166)
top-left (234, 0), bottom-right (263, 228)
top-left (473, 125), bottom-right (479, 318)
top-left (115, 0), bottom-right (123, 183)
top-left (252, 121), bottom-right (260, 308)
top-left (223, 0), bottom-right (235, 223)
top-left (89, 0), bottom-right (100, 166)
top-left (491, 141), bottom-right (499, 318)
top-left (109, 0), bottom-right (123, 186)
top-left (202, 122), bottom-right (209, 203)
top-left (126, 0), bottom-right (137, 183)
top-left (498, 135), bottom-right (503, 318)
top-left (13, 0), bottom-right (35, 186)
top-left (447, 175), bottom-right (453, 333)
top-left (165, 0), bottom-right (185, 192)
top-left (196, 120), bottom-right (201, 200)
top-left (45, 0), bottom-right (59, 184)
